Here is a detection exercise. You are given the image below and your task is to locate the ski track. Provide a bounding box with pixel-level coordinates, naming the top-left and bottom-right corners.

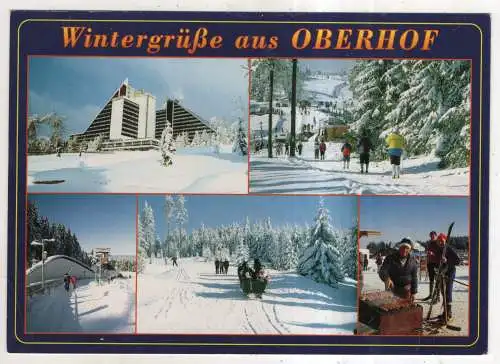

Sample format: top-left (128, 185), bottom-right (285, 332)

top-left (138, 259), bottom-right (356, 334)
top-left (250, 146), bottom-right (468, 195)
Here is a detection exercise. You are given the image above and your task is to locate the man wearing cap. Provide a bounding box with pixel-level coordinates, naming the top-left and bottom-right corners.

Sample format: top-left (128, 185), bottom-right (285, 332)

top-left (423, 231), bottom-right (441, 302)
top-left (435, 233), bottom-right (461, 321)
top-left (378, 238), bottom-right (419, 301)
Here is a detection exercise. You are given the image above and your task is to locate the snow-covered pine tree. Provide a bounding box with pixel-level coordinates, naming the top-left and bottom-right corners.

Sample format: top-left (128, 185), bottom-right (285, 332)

top-left (154, 235), bottom-right (162, 259)
top-left (232, 117), bottom-right (248, 156)
top-left (340, 224), bottom-right (358, 280)
top-left (234, 234), bottom-right (250, 265)
top-left (140, 201), bottom-right (156, 264)
top-left (183, 132), bottom-right (191, 147)
top-left (190, 131), bottom-right (202, 147)
top-left (297, 198), bottom-right (344, 287)
top-left (174, 195), bottom-right (188, 257)
top-left (163, 195), bottom-right (175, 260)
top-left (281, 228), bottom-right (297, 270)
top-left (160, 124), bottom-right (176, 166)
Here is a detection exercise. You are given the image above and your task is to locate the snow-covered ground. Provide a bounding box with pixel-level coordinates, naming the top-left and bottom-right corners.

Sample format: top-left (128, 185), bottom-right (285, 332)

top-left (26, 276), bottom-right (136, 333)
top-left (250, 141), bottom-right (468, 195)
top-left (138, 258), bottom-right (356, 334)
top-left (361, 259), bottom-right (469, 336)
top-left (28, 146), bottom-right (247, 193)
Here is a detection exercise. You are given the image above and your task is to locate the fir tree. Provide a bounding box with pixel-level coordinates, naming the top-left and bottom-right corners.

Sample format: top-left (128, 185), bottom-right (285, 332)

top-left (233, 117), bottom-right (248, 156)
top-left (297, 198), bottom-right (344, 287)
top-left (160, 124), bottom-right (176, 166)
top-left (235, 234), bottom-right (250, 265)
top-left (140, 201), bottom-right (156, 263)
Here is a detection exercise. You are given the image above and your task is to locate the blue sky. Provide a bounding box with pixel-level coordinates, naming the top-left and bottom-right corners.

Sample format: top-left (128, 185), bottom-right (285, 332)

top-left (139, 195), bottom-right (357, 239)
top-left (29, 195), bottom-right (136, 255)
top-left (301, 60), bottom-right (354, 73)
top-left (359, 196), bottom-right (469, 248)
top-left (28, 57), bottom-right (249, 136)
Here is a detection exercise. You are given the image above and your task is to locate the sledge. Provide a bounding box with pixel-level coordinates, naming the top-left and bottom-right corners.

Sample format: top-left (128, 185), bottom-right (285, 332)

top-left (240, 277), bottom-right (268, 298)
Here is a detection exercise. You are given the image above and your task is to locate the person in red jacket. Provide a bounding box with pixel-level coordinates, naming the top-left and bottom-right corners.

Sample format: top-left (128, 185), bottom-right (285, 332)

top-left (341, 140), bottom-right (352, 169)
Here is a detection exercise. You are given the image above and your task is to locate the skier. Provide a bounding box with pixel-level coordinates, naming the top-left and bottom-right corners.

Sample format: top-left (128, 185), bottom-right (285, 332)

top-left (319, 140), bottom-right (327, 160)
top-left (357, 133), bottom-right (373, 173)
top-left (341, 140), bottom-right (352, 169)
top-left (297, 141), bottom-right (303, 156)
top-left (223, 260), bottom-right (229, 275)
top-left (434, 233), bottom-right (461, 322)
top-left (422, 231), bottom-right (440, 302)
top-left (378, 238), bottom-right (418, 301)
top-left (70, 275), bottom-right (77, 289)
top-left (215, 259), bottom-right (220, 274)
top-left (314, 138), bottom-right (320, 159)
top-left (385, 128), bottom-right (405, 179)
top-left (285, 141), bottom-right (290, 156)
top-left (63, 273), bottom-right (71, 294)
top-left (171, 256), bottom-right (178, 267)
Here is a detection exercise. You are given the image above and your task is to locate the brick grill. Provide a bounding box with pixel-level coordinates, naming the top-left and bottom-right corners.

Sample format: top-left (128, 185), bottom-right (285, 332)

top-left (359, 291), bottom-right (423, 335)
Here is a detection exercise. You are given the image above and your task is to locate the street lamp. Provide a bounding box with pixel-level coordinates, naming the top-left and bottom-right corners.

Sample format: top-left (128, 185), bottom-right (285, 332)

top-left (30, 238), bottom-right (55, 293)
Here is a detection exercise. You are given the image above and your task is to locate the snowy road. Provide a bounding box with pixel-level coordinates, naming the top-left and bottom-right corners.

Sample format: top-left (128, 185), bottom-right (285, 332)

top-left (138, 258), bottom-right (357, 334)
top-left (26, 276), bottom-right (136, 333)
top-left (249, 142), bottom-right (468, 195)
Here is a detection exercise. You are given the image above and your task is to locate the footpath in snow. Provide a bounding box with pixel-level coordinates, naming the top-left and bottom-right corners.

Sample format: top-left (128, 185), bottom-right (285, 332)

top-left (138, 258), bottom-right (356, 334)
top-left (28, 147), bottom-right (247, 193)
top-left (250, 142), bottom-right (468, 195)
top-left (26, 276), bottom-right (136, 333)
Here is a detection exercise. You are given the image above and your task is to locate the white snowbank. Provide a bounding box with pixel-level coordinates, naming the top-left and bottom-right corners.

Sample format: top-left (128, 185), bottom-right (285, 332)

top-left (26, 276), bottom-right (135, 333)
top-left (28, 147), bottom-right (247, 193)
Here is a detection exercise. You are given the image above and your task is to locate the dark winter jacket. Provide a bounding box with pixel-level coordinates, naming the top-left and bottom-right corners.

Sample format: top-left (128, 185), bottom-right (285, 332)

top-left (426, 240), bottom-right (441, 265)
top-left (379, 252), bottom-right (419, 294)
top-left (357, 137), bottom-right (373, 154)
top-left (436, 244), bottom-right (461, 275)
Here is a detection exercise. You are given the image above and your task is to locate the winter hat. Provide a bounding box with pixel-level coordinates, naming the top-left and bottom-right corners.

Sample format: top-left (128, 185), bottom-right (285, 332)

top-left (399, 237), bottom-right (413, 249)
top-left (437, 233), bottom-right (447, 243)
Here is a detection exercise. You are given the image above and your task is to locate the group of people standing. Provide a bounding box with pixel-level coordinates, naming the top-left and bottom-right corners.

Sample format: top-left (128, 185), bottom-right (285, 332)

top-left (338, 128), bottom-right (405, 178)
top-left (377, 232), bottom-right (460, 322)
top-left (313, 138), bottom-right (327, 160)
top-left (215, 258), bottom-right (229, 275)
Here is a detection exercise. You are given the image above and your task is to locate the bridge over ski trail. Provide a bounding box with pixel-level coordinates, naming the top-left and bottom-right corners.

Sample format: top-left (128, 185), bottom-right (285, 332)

top-left (137, 258), bottom-right (356, 334)
top-left (249, 142), bottom-right (468, 195)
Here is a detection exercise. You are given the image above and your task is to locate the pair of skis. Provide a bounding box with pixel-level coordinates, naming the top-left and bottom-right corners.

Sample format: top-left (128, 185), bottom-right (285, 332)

top-left (423, 222), bottom-right (461, 332)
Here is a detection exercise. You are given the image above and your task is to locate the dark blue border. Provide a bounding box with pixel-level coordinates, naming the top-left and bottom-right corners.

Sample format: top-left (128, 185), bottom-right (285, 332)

top-left (7, 11), bottom-right (490, 355)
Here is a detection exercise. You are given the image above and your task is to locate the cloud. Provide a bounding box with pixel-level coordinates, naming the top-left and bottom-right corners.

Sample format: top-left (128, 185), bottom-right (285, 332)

top-left (29, 90), bottom-right (101, 135)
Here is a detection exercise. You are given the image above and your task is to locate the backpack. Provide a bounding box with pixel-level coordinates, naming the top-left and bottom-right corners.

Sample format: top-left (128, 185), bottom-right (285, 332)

top-left (342, 144), bottom-right (351, 157)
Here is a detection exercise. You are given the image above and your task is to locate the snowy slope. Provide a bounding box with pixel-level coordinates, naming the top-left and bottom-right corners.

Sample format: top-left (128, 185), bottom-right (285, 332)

top-left (28, 147), bottom-right (247, 193)
top-left (27, 277), bottom-right (135, 333)
top-left (249, 141), bottom-right (468, 195)
top-left (138, 258), bottom-right (356, 334)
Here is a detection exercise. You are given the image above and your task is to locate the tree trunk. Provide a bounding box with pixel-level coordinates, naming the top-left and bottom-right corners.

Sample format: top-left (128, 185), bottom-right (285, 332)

top-left (290, 59), bottom-right (297, 157)
top-left (268, 67), bottom-right (274, 158)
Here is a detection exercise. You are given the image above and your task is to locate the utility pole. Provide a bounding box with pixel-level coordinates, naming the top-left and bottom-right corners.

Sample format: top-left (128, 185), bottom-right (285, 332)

top-left (290, 59), bottom-right (297, 157)
top-left (30, 238), bottom-right (55, 293)
top-left (268, 64), bottom-right (274, 158)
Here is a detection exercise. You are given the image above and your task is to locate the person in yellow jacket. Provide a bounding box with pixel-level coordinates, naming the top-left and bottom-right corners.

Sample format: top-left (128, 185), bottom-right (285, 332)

top-left (385, 128), bottom-right (405, 179)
